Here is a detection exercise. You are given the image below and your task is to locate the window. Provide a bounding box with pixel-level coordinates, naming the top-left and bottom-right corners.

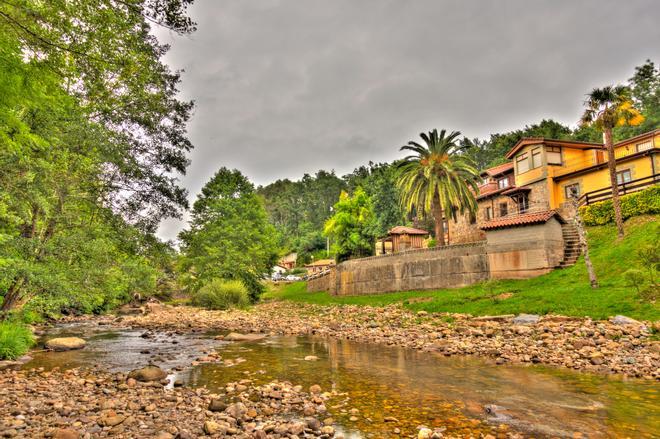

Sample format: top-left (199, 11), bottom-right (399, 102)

top-left (565, 183), bottom-right (580, 199)
top-left (547, 146), bottom-right (562, 165)
top-left (499, 203), bottom-right (508, 217)
top-left (616, 169), bottom-right (632, 184)
top-left (636, 140), bottom-right (653, 152)
top-left (531, 147), bottom-right (543, 169)
top-left (469, 213), bottom-right (477, 224)
top-left (516, 194), bottom-right (529, 213)
top-left (516, 153), bottom-right (529, 174)
top-left (485, 207), bottom-right (492, 221)
top-left (497, 177), bottom-right (510, 189)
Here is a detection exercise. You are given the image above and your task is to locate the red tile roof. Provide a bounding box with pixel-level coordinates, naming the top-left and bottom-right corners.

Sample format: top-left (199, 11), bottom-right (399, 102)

top-left (388, 226), bottom-right (429, 235)
top-left (479, 210), bottom-right (565, 230)
top-left (482, 162), bottom-right (513, 177)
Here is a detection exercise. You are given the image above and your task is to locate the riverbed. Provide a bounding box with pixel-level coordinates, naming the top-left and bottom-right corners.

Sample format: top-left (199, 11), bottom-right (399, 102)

top-left (24, 322), bottom-right (660, 438)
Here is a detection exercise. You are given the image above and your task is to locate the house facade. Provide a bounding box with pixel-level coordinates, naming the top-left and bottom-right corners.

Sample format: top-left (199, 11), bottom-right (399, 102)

top-left (305, 259), bottom-right (336, 274)
top-left (448, 129), bottom-right (660, 244)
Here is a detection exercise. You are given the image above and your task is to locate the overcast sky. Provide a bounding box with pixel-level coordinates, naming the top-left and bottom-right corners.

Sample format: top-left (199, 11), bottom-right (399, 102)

top-left (155, 0), bottom-right (659, 241)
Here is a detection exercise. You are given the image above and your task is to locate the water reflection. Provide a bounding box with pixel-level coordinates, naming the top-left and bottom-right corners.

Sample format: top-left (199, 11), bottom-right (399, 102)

top-left (26, 326), bottom-right (659, 438)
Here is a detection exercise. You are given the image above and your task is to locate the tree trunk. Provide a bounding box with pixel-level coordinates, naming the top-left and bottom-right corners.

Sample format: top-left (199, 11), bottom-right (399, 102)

top-left (0, 278), bottom-right (24, 314)
top-left (604, 128), bottom-right (625, 238)
top-left (432, 193), bottom-right (445, 246)
top-left (572, 199), bottom-right (598, 288)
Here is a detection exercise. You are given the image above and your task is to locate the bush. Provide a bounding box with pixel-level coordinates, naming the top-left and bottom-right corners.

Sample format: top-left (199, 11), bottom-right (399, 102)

top-left (191, 279), bottom-right (250, 310)
top-left (580, 186), bottom-right (660, 226)
top-left (0, 321), bottom-right (34, 360)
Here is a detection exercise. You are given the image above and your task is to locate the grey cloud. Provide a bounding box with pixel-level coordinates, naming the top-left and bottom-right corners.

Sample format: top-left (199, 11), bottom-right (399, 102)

top-left (155, 0), bottom-right (660, 241)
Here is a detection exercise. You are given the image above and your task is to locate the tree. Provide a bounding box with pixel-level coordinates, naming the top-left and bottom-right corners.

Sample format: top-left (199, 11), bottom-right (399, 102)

top-left (580, 86), bottom-right (644, 238)
top-left (179, 168), bottom-right (278, 302)
top-left (397, 129), bottom-right (480, 246)
top-left (0, 0), bottom-right (196, 232)
top-left (323, 188), bottom-right (375, 262)
top-left (343, 162), bottom-right (406, 237)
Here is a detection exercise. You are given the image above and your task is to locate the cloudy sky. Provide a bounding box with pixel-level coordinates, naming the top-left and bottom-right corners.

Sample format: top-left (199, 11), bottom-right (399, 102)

top-left (155, 0), bottom-right (659, 241)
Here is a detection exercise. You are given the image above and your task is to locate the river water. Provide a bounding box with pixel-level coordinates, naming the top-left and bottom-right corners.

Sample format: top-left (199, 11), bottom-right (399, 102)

top-left (26, 322), bottom-right (660, 438)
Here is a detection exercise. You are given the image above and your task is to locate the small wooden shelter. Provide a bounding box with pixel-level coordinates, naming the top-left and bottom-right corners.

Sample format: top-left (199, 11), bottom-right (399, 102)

top-left (375, 226), bottom-right (429, 255)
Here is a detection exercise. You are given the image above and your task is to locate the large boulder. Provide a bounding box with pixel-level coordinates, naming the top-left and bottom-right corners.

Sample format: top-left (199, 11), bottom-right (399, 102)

top-left (127, 365), bottom-right (167, 382)
top-left (224, 332), bottom-right (267, 342)
top-left (45, 337), bottom-right (86, 351)
top-left (512, 314), bottom-right (540, 325)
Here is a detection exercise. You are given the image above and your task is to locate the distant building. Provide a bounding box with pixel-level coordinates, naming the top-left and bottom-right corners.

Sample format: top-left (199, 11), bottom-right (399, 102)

top-left (305, 259), bottom-right (336, 274)
top-left (278, 252), bottom-right (298, 270)
top-left (375, 226), bottom-right (429, 255)
top-left (272, 265), bottom-right (287, 276)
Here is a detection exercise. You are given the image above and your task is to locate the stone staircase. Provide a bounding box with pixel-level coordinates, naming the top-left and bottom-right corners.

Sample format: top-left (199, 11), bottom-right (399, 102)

top-left (558, 222), bottom-right (581, 268)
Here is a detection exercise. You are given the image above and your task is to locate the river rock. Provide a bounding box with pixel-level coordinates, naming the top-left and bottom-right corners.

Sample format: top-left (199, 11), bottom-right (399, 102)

top-left (512, 314), bottom-right (540, 325)
top-left (45, 337), bottom-right (86, 351)
top-left (208, 398), bottom-right (227, 412)
top-left (127, 365), bottom-right (167, 382)
top-left (611, 315), bottom-right (643, 326)
top-left (203, 421), bottom-right (223, 435)
top-left (52, 428), bottom-right (79, 439)
top-left (224, 332), bottom-right (267, 341)
top-left (304, 355), bottom-right (319, 361)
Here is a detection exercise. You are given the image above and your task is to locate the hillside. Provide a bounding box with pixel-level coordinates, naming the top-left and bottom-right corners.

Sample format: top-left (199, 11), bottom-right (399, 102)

top-left (266, 215), bottom-right (660, 321)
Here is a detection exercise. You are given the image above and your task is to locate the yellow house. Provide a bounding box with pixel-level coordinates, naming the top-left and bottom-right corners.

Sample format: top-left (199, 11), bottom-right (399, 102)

top-left (504, 129), bottom-right (660, 217)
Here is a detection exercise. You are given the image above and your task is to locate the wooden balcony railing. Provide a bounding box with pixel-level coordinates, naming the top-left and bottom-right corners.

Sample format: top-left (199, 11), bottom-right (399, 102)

top-left (577, 173), bottom-right (660, 206)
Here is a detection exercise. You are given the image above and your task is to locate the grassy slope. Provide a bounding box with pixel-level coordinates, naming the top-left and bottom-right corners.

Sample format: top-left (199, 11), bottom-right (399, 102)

top-left (264, 215), bottom-right (660, 321)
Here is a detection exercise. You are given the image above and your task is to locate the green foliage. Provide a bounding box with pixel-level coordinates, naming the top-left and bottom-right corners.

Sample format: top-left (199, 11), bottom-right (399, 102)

top-left (344, 162), bottom-right (407, 237)
top-left (0, 321), bottom-right (34, 360)
top-left (579, 187), bottom-right (660, 226)
top-left (270, 216), bottom-right (660, 321)
top-left (258, 171), bottom-right (346, 260)
top-left (323, 188), bottom-right (376, 261)
top-left (179, 168), bottom-right (278, 302)
top-left (426, 238), bottom-right (437, 248)
top-left (191, 279), bottom-right (250, 310)
top-left (0, 1), bottom-right (193, 317)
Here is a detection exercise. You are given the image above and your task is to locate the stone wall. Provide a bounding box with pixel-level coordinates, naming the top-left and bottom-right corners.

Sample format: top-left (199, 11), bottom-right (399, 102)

top-left (307, 219), bottom-right (567, 296)
top-left (333, 242), bottom-right (490, 296)
top-left (486, 217), bottom-right (565, 279)
top-left (307, 269), bottom-right (336, 294)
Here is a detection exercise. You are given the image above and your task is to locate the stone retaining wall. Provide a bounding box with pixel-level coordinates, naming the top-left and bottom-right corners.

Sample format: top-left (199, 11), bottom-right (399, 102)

top-left (308, 218), bottom-right (567, 296)
top-left (334, 242), bottom-right (490, 296)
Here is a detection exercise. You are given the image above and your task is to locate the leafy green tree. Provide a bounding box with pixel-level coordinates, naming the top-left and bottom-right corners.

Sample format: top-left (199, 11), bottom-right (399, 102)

top-left (0, 0), bottom-right (196, 231)
top-left (179, 168), bottom-right (278, 302)
top-left (344, 162), bottom-right (406, 237)
top-left (397, 129), bottom-right (480, 246)
top-left (323, 188), bottom-right (375, 261)
top-left (580, 85), bottom-right (644, 238)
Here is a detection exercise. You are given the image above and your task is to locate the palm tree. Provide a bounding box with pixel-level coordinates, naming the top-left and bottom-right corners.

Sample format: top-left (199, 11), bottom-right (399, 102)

top-left (581, 85), bottom-right (644, 238)
top-left (397, 129), bottom-right (480, 246)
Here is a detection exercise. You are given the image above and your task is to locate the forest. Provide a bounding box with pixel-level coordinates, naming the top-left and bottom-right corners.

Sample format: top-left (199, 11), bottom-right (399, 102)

top-left (0, 1), bottom-right (658, 324)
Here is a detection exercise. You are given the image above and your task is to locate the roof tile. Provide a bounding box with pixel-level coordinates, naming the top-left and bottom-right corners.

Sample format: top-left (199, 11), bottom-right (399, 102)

top-left (479, 210), bottom-right (565, 230)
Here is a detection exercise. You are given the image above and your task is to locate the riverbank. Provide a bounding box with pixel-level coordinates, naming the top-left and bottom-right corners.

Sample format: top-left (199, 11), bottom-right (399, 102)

top-left (115, 301), bottom-right (659, 380)
top-left (0, 367), bottom-right (352, 439)
top-left (265, 216), bottom-right (660, 321)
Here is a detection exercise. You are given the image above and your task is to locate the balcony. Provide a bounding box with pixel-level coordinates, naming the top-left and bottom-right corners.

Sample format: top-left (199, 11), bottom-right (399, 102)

top-left (552, 144), bottom-right (658, 179)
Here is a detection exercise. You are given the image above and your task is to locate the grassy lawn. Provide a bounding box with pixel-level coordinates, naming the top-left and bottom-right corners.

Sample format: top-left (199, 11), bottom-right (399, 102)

top-left (264, 215), bottom-right (660, 321)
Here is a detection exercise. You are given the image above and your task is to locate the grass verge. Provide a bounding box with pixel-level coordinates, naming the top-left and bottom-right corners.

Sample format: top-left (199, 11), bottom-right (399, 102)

top-left (0, 321), bottom-right (34, 360)
top-left (264, 215), bottom-right (659, 321)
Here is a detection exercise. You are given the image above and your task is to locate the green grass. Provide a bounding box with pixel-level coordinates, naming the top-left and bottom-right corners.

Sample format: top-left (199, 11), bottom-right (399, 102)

top-left (0, 321), bottom-right (34, 360)
top-left (264, 215), bottom-right (660, 321)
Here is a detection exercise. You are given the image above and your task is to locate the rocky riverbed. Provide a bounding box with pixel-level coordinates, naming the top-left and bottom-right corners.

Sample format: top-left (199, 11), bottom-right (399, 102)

top-left (0, 366), bottom-right (357, 439)
top-left (112, 302), bottom-right (659, 380)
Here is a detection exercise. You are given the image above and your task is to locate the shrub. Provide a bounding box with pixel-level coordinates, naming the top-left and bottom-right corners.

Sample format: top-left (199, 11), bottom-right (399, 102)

top-left (580, 186), bottom-right (660, 226)
top-left (0, 321), bottom-right (34, 360)
top-left (191, 279), bottom-right (250, 310)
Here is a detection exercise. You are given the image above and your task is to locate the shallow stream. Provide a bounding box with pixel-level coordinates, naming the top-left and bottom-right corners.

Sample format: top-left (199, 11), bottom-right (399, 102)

top-left (26, 322), bottom-right (660, 438)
